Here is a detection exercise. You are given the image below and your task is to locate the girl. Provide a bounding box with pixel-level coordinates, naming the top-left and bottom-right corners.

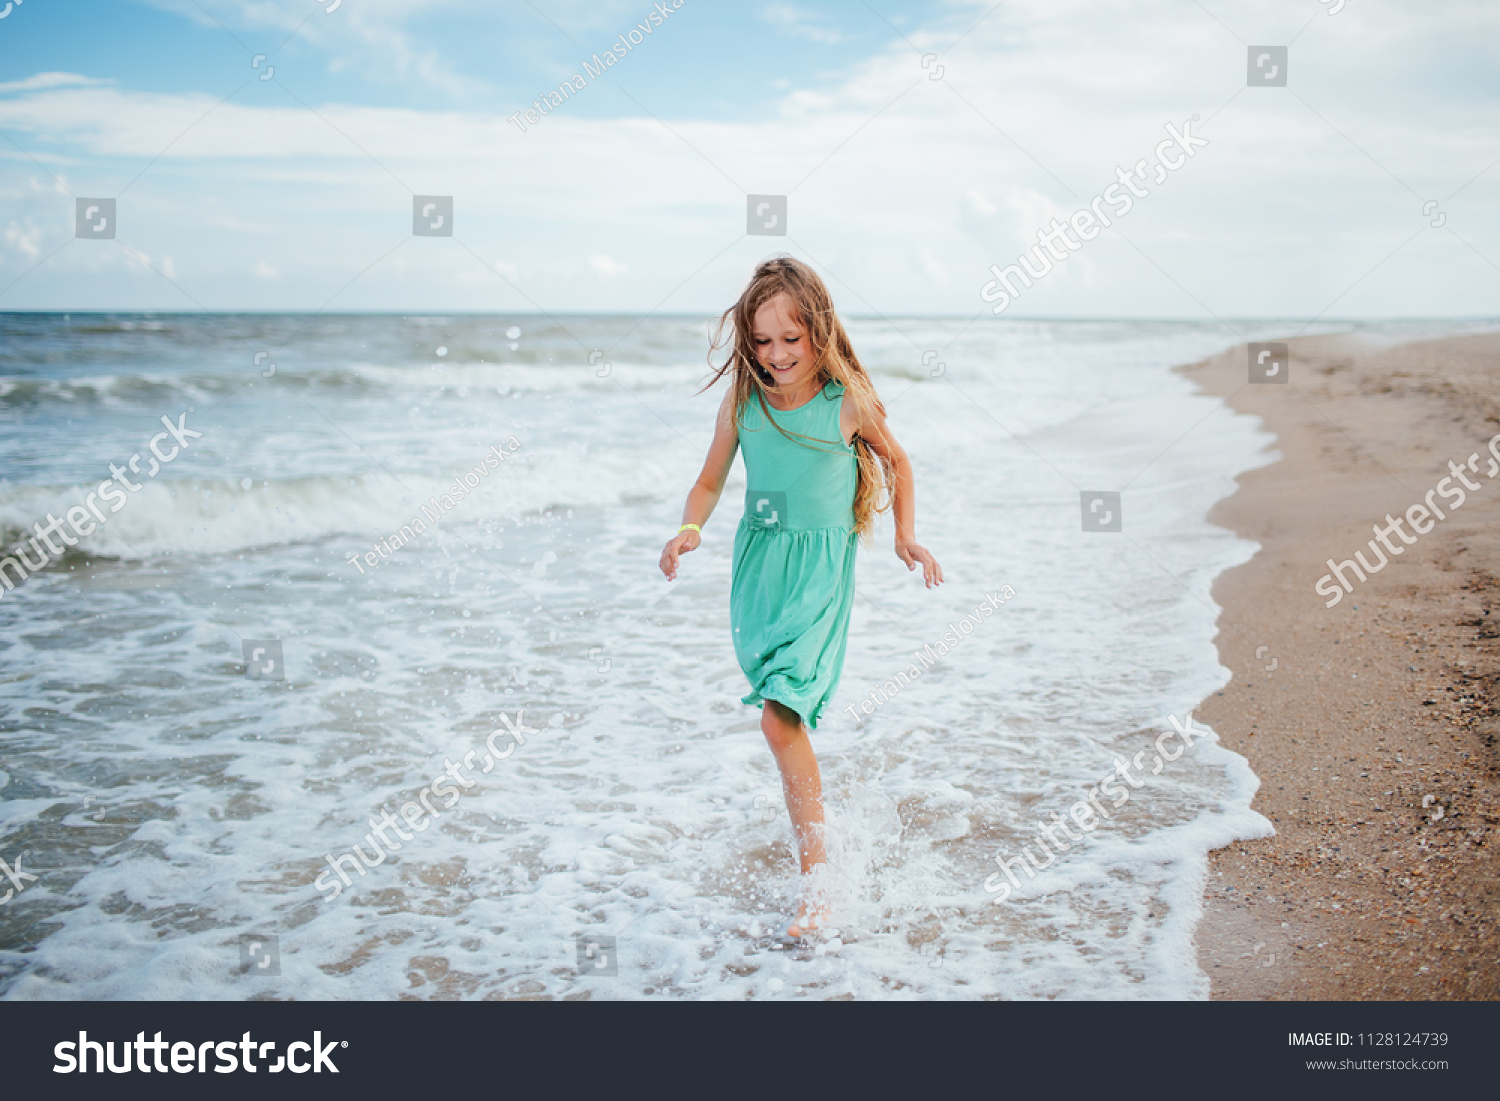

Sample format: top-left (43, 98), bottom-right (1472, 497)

top-left (658, 256), bottom-right (943, 939)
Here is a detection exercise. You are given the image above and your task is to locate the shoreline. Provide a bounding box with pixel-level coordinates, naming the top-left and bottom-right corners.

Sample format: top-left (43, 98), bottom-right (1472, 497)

top-left (1181, 330), bottom-right (1500, 999)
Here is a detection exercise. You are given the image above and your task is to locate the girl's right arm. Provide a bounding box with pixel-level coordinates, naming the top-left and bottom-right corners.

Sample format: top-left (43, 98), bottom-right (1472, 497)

top-left (659, 387), bottom-right (739, 581)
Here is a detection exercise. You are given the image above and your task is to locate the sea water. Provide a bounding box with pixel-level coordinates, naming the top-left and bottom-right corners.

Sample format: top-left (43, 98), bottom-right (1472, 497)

top-left (0, 312), bottom-right (1483, 1000)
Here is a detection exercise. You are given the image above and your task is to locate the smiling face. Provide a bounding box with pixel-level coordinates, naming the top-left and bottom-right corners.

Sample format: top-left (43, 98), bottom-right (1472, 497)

top-left (751, 292), bottom-right (820, 396)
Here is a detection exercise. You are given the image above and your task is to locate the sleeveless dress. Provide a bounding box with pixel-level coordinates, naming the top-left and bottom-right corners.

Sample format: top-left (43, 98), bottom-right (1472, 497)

top-left (731, 379), bottom-right (858, 730)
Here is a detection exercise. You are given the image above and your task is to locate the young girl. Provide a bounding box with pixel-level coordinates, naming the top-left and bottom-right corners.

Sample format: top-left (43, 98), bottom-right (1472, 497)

top-left (658, 256), bottom-right (943, 939)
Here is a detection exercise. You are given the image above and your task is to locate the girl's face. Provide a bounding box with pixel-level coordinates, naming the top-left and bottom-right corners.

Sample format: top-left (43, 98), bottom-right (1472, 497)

top-left (751, 292), bottom-right (819, 392)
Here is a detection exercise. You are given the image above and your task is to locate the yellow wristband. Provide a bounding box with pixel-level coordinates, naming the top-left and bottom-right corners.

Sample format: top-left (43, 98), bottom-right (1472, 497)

top-left (679, 523), bottom-right (702, 534)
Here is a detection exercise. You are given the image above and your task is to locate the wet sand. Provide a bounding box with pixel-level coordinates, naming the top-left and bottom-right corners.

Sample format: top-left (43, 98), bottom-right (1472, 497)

top-left (1182, 331), bottom-right (1500, 1000)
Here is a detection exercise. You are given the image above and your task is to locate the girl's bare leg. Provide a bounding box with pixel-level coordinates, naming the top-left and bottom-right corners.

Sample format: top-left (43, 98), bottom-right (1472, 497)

top-left (760, 699), bottom-right (829, 934)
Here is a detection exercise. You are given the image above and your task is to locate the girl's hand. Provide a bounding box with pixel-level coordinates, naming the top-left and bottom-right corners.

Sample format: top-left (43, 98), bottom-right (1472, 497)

top-left (896, 540), bottom-right (944, 589)
top-left (659, 529), bottom-right (702, 581)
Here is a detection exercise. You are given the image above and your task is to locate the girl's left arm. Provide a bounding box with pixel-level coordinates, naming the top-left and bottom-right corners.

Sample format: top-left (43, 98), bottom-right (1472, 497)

top-left (850, 402), bottom-right (944, 589)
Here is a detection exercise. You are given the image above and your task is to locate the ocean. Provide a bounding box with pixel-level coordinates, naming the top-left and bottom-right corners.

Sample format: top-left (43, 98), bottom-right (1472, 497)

top-left (0, 311), bottom-right (1484, 999)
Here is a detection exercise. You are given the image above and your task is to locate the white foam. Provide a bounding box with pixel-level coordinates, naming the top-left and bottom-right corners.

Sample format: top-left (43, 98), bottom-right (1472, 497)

top-left (0, 317), bottom-right (1305, 1000)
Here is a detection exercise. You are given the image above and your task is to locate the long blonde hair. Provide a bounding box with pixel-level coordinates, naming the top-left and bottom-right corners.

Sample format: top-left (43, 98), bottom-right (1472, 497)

top-left (705, 255), bottom-right (893, 541)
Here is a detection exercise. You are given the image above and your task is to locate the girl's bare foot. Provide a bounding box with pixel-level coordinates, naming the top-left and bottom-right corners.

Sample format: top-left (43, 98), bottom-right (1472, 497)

top-left (781, 864), bottom-right (832, 940)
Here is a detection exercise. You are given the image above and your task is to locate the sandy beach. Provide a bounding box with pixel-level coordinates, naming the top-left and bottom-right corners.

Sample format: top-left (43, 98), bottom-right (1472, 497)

top-left (1183, 330), bottom-right (1500, 1000)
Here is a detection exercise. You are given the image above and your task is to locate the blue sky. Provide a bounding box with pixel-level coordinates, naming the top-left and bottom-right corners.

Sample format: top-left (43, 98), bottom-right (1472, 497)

top-left (1, 0), bottom-right (1497, 316)
top-left (1, 1), bottom-right (947, 119)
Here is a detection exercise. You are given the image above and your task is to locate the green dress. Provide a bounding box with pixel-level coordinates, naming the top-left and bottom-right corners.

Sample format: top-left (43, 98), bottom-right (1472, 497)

top-left (731, 378), bottom-right (858, 730)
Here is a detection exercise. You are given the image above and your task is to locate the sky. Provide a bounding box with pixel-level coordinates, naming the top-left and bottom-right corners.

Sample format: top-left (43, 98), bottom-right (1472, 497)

top-left (0, 0), bottom-right (1497, 317)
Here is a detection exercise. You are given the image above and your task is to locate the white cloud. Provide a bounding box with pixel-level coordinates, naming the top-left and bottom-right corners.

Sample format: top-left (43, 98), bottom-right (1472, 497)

top-left (1001, 187), bottom-right (1068, 252)
top-left (965, 190), bottom-right (997, 216)
top-left (251, 260), bottom-right (279, 280)
top-left (0, 0), bottom-right (1495, 315)
top-left (0, 72), bottom-right (110, 94)
top-left (135, 0), bottom-right (495, 100)
top-left (4, 221), bottom-right (42, 261)
top-left (920, 248), bottom-right (949, 285)
top-left (760, 3), bottom-right (842, 44)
